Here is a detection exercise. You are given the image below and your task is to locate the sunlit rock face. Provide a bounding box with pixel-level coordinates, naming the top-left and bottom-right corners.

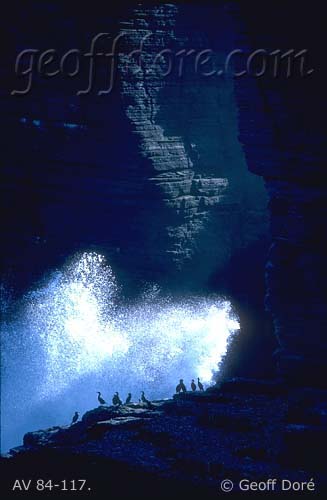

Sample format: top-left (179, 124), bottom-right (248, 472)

top-left (1, 251), bottom-right (239, 452)
top-left (109, 3), bottom-right (269, 287)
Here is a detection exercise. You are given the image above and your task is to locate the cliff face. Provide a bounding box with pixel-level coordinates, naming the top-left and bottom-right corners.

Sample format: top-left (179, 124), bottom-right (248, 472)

top-left (3, 2), bottom-right (268, 295)
top-left (116, 4), bottom-right (269, 290)
top-left (234, 3), bottom-right (327, 383)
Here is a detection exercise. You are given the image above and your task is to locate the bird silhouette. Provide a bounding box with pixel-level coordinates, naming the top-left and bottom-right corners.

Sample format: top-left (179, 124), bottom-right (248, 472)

top-left (140, 391), bottom-right (154, 409)
top-left (71, 411), bottom-right (79, 425)
top-left (112, 392), bottom-right (122, 406)
top-left (125, 393), bottom-right (132, 404)
top-left (197, 377), bottom-right (204, 391)
top-left (176, 379), bottom-right (187, 393)
top-left (97, 391), bottom-right (106, 405)
top-left (141, 391), bottom-right (150, 404)
top-left (191, 379), bottom-right (196, 391)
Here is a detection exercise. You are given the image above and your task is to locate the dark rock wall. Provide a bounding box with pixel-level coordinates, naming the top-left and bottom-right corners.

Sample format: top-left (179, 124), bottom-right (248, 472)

top-left (234, 3), bottom-right (327, 383)
top-left (2, 2), bottom-right (268, 297)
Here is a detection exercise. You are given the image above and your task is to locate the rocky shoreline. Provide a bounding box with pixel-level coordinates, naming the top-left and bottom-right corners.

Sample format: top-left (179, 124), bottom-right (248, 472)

top-left (2, 378), bottom-right (327, 498)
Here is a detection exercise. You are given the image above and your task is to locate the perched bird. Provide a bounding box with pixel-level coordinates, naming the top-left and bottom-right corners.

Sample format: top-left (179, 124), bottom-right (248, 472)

top-left (112, 392), bottom-right (122, 406)
top-left (97, 391), bottom-right (106, 405)
top-left (176, 379), bottom-right (187, 393)
top-left (197, 377), bottom-right (204, 391)
top-left (141, 391), bottom-right (150, 404)
top-left (71, 411), bottom-right (79, 425)
top-left (191, 379), bottom-right (196, 392)
top-left (140, 391), bottom-right (154, 409)
top-left (125, 393), bottom-right (132, 404)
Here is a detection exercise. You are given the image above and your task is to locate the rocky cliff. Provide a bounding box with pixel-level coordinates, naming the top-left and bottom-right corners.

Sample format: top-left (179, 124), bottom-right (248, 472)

top-left (2, 2), bottom-right (268, 295)
top-left (233, 3), bottom-right (327, 384)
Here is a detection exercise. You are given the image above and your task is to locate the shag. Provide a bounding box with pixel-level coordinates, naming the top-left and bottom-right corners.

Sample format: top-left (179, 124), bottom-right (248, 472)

top-left (197, 377), bottom-right (204, 391)
top-left (71, 411), bottom-right (79, 425)
top-left (176, 379), bottom-right (187, 393)
top-left (141, 391), bottom-right (150, 404)
top-left (125, 393), bottom-right (132, 404)
top-left (97, 391), bottom-right (106, 405)
top-left (112, 392), bottom-right (122, 406)
top-left (191, 379), bottom-right (196, 392)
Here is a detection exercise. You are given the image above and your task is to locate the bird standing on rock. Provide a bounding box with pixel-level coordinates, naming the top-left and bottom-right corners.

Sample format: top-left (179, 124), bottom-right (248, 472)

top-left (197, 377), bottom-right (204, 391)
top-left (71, 411), bottom-right (79, 425)
top-left (125, 393), bottom-right (132, 404)
top-left (112, 392), bottom-right (122, 406)
top-left (140, 391), bottom-right (154, 409)
top-left (97, 392), bottom-right (106, 405)
top-left (176, 379), bottom-right (187, 393)
top-left (141, 391), bottom-right (150, 404)
top-left (191, 379), bottom-right (196, 392)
